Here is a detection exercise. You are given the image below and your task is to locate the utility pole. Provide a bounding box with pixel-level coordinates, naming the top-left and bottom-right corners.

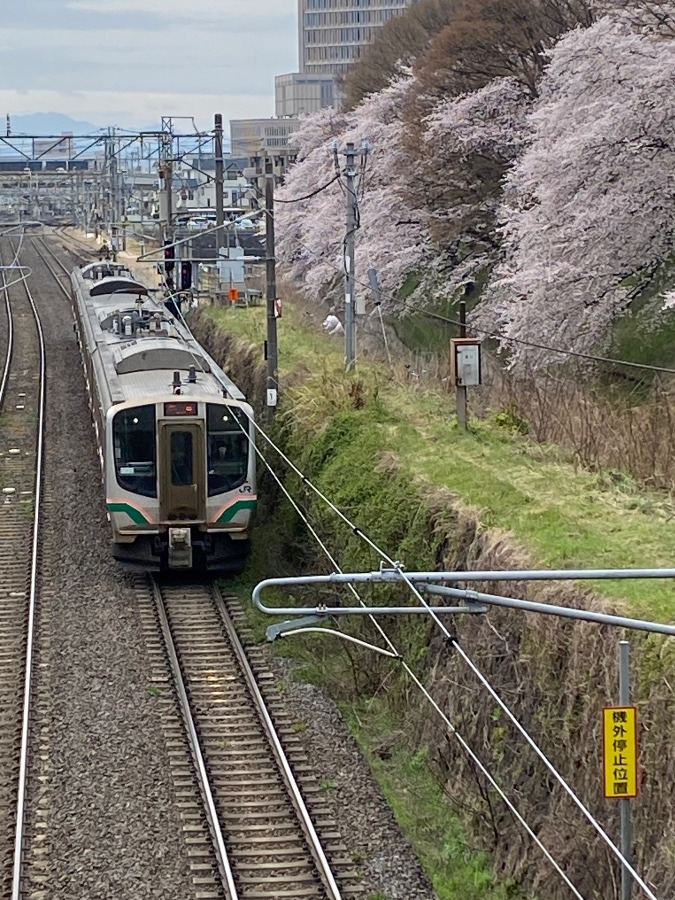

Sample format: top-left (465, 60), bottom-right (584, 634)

top-left (265, 158), bottom-right (279, 421)
top-left (343, 141), bottom-right (357, 371)
top-left (456, 300), bottom-right (468, 430)
top-left (214, 113), bottom-right (225, 258)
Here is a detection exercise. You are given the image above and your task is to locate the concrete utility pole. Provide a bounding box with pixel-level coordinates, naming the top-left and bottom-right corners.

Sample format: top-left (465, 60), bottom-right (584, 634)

top-left (343, 141), bottom-right (357, 370)
top-left (339, 141), bottom-right (368, 371)
top-left (265, 158), bottom-right (279, 422)
top-left (214, 113), bottom-right (225, 258)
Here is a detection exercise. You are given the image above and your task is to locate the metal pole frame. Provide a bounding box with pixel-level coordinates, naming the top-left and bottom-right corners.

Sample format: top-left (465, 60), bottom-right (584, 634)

top-left (619, 641), bottom-right (633, 900)
top-left (251, 567), bottom-right (675, 638)
top-left (214, 113), bottom-right (224, 258)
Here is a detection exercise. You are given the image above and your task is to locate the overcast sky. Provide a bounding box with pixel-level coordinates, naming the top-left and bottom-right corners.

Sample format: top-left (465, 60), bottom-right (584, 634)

top-left (0, 0), bottom-right (297, 133)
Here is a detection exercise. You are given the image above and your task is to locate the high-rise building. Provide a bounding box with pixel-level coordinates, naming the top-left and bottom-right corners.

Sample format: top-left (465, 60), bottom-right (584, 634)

top-left (298, 0), bottom-right (414, 76)
top-left (275, 0), bottom-right (415, 117)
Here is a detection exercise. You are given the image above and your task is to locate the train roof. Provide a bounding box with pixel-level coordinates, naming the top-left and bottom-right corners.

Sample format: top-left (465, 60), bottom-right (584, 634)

top-left (80, 261), bottom-right (132, 279)
top-left (112, 339), bottom-right (209, 375)
top-left (72, 267), bottom-right (246, 405)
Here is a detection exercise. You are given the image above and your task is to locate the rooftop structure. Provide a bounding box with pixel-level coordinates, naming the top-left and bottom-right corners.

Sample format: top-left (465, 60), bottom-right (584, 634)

top-left (275, 72), bottom-right (336, 118)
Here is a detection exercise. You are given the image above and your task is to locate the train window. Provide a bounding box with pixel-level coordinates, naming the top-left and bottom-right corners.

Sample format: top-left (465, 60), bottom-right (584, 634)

top-left (206, 403), bottom-right (249, 496)
top-left (170, 431), bottom-right (194, 486)
top-left (112, 405), bottom-right (157, 498)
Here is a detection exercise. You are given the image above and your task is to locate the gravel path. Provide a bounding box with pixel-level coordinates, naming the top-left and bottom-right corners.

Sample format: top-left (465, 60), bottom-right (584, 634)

top-left (26, 236), bottom-right (196, 899)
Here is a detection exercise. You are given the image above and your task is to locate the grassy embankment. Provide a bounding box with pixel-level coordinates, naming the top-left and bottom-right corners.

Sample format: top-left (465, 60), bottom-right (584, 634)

top-left (214, 302), bottom-right (675, 619)
top-left (197, 301), bottom-right (675, 899)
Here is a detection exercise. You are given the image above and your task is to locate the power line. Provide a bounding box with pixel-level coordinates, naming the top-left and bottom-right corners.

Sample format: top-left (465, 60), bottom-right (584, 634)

top-left (231, 411), bottom-right (586, 899)
top-left (274, 174), bottom-right (341, 204)
top-left (383, 293), bottom-right (675, 377)
top-left (284, 227), bottom-right (675, 378)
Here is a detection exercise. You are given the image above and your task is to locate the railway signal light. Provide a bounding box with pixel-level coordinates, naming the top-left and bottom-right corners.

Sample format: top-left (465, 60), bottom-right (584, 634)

top-left (163, 240), bottom-right (175, 274)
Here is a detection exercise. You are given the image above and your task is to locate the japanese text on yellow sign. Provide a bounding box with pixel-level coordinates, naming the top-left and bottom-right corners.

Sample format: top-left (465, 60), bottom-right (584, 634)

top-left (603, 706), bottom-right (638, 799)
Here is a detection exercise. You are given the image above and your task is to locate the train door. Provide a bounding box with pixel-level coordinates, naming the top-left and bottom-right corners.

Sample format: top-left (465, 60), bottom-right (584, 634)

top-left (159, 422), bottom-right (206, 522)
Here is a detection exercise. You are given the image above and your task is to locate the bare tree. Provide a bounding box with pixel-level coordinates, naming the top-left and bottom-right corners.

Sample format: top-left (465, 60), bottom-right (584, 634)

top-left (343, 0), bottom-right (464, 108)
top-left (600, 0), bottom-right (675, 34)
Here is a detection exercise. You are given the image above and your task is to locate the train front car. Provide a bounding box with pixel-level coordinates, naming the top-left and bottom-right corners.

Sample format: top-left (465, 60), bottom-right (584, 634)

top-left (108, 394), bottom-right (255, 572)
top-left (72, 262), bottom-right (257, 573)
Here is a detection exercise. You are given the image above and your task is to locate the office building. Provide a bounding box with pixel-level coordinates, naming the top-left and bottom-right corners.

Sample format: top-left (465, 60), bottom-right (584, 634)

top-left (275, 0), bottom-right (414, 117)
top-left (298, 0), bottom-right (414, 76)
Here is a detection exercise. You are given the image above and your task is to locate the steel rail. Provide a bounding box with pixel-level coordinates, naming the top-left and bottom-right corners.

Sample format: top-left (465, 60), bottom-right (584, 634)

top-left (211, 585), bottom-right (343, 900)
top-left (151, 579), bottom-right (240, 900)
top-left (31, 235), bottom-right (73, 292)
top-left (0, 255), bottom-right (13, 409)
top-left (8, 235), bottom-right (48, 900)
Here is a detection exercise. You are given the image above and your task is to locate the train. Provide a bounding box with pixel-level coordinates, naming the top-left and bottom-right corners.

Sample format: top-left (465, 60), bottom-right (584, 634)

top-left (70, 260), bottom-right (257, 573)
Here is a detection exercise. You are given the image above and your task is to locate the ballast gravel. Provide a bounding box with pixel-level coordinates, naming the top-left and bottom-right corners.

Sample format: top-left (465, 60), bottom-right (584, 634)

top-left (27, 239), bottom-right (196, 899)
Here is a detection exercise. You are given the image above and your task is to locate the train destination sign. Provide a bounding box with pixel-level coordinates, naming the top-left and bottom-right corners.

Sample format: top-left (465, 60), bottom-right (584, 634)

top-left (602, 706), bottom-right (638, 799)
top-left (164, 401), bottom-right (198, 417)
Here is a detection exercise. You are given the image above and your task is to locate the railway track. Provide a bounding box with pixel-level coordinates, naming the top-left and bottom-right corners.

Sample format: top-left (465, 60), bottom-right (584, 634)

top-left (5, 232), bottom-right (362, 898)
top-left (134, 578), bottom-right (363, 900)
top-left (0, 232), bottom-right (47, 899)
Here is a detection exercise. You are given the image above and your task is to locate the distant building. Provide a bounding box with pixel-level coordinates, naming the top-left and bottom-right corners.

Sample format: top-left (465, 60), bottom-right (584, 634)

top-left (275, 72), bottom-right (336, 118)
top-left (275, 0), bottom-right (415, 117)
top-left (298, 0), bottom-right (414, 76)
top-left (229, 118), bottom-right (300, 157)
top-left (175, 174), bottom-right (252, 211)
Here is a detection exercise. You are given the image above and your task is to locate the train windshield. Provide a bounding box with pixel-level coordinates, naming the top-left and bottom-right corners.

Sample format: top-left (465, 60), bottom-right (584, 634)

top-left (206, 404), bottom-right (249, 496)
top-left (113, 404), bottom-right (157, 498)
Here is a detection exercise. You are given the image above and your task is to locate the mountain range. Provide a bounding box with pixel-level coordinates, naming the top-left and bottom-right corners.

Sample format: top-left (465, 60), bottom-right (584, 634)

top-left (6, 113), bottom-right (113, 135)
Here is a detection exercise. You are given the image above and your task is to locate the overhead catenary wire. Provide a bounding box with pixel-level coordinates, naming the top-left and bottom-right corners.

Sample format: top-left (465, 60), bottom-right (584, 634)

top-left (238, 410), bottom-right (660, 900)
top-left (232, 414), bottom-right (586, 899)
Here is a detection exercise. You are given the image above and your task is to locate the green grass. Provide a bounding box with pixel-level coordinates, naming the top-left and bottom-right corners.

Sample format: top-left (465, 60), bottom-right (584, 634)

top-left (344, 700), bottom-right (523, 900)
top-left (208, 303), bottom-right (675, 623)
top-left (209, 303), bottom-right (345, 375)
top-left (609, 253), bottom-right (675, 371)
top-left (393, 418), bottom-right (675, 619)
top-left (208, 299), bottom-right (674, 898)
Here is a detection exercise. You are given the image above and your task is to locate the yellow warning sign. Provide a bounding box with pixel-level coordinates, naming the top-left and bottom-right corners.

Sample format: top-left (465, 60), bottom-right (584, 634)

top-left (603, 706), bottom-right (638, 799)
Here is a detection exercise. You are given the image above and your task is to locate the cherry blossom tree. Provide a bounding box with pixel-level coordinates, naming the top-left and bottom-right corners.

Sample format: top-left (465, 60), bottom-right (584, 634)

top-left (276, 75), bottom-right (431, 307)
top-left (421, 77), bottom-right (531, 249)
top-left (485, 15), bottom-right (675, 358)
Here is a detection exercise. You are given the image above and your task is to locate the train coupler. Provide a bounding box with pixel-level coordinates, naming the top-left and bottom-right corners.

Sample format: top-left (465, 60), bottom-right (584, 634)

top-left (168, 527), bottom-right (192, 569)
